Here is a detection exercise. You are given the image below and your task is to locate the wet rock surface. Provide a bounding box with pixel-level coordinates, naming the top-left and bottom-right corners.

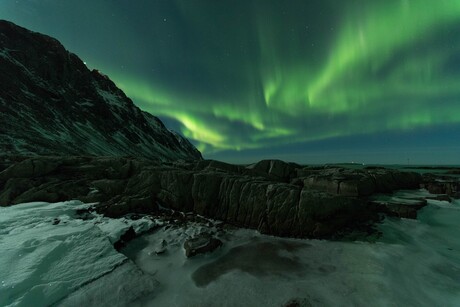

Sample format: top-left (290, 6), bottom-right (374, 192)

top-left (1, 156), bottom-right (453, 239)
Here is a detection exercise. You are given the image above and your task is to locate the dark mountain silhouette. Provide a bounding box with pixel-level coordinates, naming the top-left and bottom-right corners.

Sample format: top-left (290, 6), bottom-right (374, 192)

top-left (0, 20), bottom-right (201, 161)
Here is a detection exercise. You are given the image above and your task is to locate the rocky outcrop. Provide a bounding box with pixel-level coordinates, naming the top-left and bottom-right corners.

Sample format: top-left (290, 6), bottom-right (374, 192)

top-left (422, 174), bottom-right (460, 198)
top-left (0, 156), bottom-right (439, 239)
top-left (302, 167), bottom-right (422, 197)
top-left (0, 20), bottom-right (201, 161)
top-left (369, 198), bottom-right (428, 219)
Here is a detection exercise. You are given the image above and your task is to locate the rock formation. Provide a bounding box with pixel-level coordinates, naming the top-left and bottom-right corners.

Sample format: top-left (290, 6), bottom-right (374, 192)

top-left (0, 156), bottom-right (442, 239)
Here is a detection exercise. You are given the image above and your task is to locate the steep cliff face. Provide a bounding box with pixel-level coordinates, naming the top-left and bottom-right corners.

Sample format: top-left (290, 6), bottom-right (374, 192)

top-left (0, 20), bottom-right (202, 161)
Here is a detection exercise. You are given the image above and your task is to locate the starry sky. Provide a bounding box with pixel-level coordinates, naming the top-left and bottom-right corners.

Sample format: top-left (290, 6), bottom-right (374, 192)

top-left (2, 0), bottom-right (460, 164)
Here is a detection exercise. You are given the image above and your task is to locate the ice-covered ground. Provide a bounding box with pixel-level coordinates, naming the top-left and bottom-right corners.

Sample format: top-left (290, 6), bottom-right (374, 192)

top-left (123, 190), bottom-right (460, 307)
top-left (0, 201), bottom-right (159, 306)
top-left (1, 191), bottom-right (459, 306)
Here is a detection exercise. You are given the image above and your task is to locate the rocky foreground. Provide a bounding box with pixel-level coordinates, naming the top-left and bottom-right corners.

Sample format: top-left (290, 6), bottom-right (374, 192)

top-left (1, 156), bottom-right (458, 239)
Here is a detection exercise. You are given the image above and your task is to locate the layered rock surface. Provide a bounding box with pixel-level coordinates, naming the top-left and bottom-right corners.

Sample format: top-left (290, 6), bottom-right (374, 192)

top-left (0, 156), bottom-right (440, 239)
top-left (0, 20), bottom-right (201, 161)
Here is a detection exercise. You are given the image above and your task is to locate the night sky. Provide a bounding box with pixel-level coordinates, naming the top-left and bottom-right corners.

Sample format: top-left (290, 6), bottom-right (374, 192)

top-left (2, 0), bottom-right (460, 164)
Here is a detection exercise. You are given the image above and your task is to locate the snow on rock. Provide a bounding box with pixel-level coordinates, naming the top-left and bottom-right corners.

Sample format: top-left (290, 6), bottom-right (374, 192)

top-left (0, 201), bottom-right (158, 306)
top-left (95, 215), bottom-right (157, 244)
top-left (96, 88), bottom-right (124, 108)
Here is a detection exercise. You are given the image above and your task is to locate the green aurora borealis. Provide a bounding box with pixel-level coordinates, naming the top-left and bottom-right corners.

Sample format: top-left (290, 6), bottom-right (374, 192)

top-left (2, 0), bottom-right (460, 163)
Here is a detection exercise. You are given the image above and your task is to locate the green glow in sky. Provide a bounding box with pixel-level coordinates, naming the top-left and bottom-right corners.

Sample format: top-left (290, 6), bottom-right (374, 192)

top-left (109, 0), bottom-right (460, 154)
top-left (2, 0), bottom-right (460, 162)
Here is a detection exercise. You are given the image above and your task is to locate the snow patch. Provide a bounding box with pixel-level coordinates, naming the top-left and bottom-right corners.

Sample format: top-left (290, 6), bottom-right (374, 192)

top-left (96, 88), bottom-right (123, 108)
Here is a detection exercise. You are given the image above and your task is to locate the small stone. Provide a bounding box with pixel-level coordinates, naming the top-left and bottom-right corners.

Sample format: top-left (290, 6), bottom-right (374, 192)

top-left (183, 233), bottom-right (222, 258)
top-left (152, 239), bottom-right (167, 255)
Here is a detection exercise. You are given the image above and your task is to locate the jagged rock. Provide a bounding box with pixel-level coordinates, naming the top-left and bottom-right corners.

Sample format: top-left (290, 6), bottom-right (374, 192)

top-left (183, 233), bottom-right (223, 258)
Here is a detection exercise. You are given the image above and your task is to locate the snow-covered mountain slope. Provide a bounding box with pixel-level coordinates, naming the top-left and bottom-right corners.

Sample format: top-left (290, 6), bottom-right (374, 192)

top-left (0, 20), bottom-right (201, 161)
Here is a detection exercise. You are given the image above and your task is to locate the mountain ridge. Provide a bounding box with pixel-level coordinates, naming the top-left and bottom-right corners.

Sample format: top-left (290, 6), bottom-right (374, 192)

top-left (0, 20), bottom-right (201, 161)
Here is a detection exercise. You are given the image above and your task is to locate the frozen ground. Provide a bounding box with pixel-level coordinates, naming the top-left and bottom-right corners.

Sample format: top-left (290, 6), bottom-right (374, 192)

top-left (123, 190), bottom-right (460, 307)
top-left (1, 190), bottom-right (459, 306)
top-left (0, 201), bottom-right (159, 306)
